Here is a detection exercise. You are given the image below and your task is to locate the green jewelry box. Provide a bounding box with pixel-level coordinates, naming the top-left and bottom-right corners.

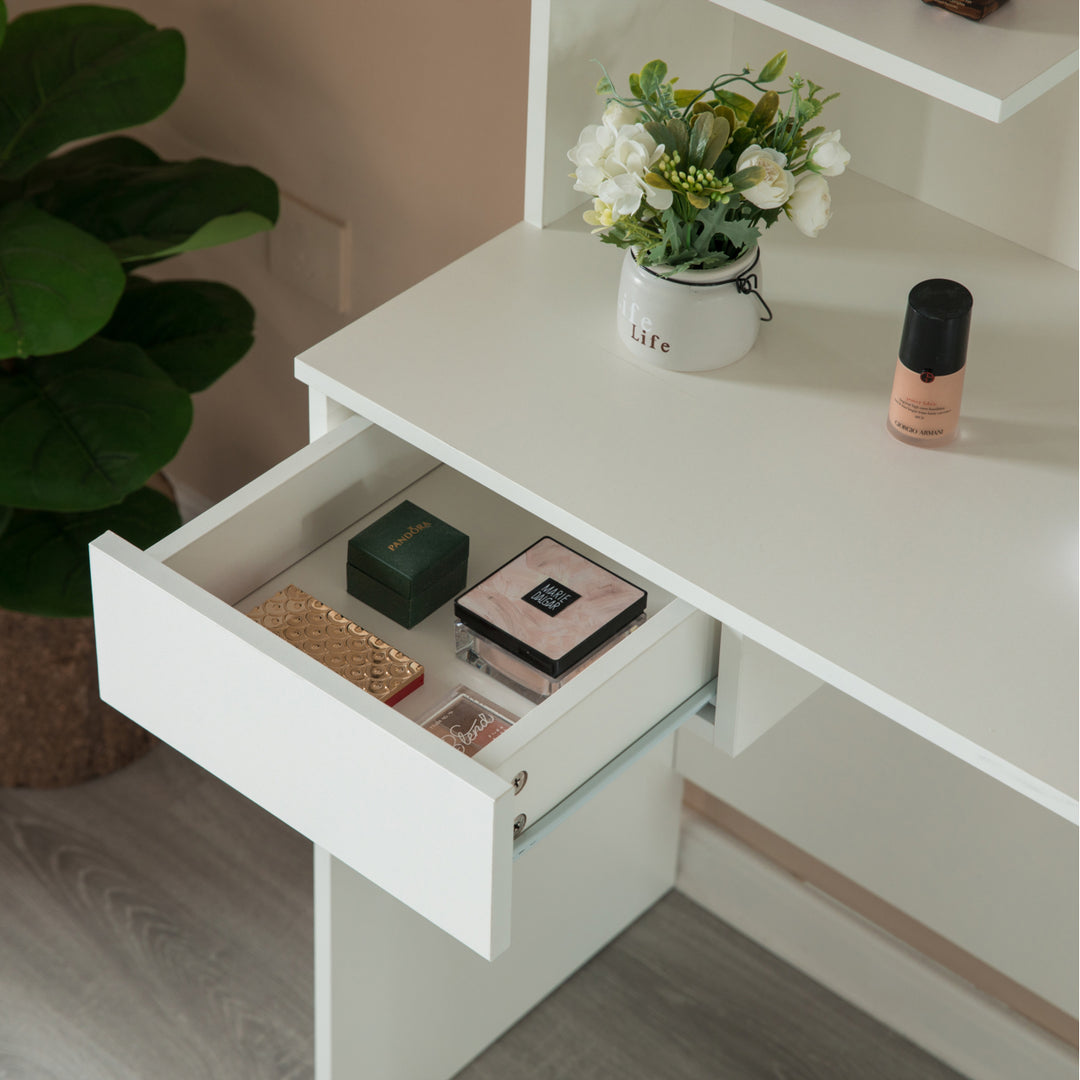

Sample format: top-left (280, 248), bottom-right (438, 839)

top-left (346, 500), bottom-right (469, 629)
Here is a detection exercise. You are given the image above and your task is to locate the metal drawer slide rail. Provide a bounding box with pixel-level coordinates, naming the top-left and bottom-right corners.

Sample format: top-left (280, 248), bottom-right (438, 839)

top-left (512, 681), bottom-right (716, 860)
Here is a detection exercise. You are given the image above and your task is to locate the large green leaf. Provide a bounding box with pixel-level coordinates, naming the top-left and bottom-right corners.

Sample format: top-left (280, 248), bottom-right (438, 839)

top-left (35, 156), bottom-right (279, 262)
top-left (0, 338), bottom-right (192, 511)
top-left (0, 6), bottom-right (184, 179)
top-left (18, 134), bottom-right (162, 197)
top-left (0, 487), bottom-right (181, 616)
top-left (103, 276), bottom-right (255, 392)
top-left (0, 201), bottom-right (125, 360)
top-left (122, 210), bottom-right (275, 262)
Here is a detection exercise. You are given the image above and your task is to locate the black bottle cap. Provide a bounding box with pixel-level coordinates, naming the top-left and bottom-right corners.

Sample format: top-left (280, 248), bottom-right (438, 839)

top-left (898, 279), bottom-right (972, 376)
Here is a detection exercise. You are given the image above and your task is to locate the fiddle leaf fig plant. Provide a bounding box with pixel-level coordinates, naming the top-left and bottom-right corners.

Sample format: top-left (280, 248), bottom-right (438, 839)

top-left (0, 2), bottom-right (278, 619)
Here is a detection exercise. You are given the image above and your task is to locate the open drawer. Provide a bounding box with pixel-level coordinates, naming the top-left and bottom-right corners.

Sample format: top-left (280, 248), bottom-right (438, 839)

top-left (89, 415), bottom-right (719, 958)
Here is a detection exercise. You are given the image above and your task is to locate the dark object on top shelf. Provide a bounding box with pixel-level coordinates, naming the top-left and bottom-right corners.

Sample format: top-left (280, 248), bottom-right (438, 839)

top-left (922, 0), bottom-right (1008, 20)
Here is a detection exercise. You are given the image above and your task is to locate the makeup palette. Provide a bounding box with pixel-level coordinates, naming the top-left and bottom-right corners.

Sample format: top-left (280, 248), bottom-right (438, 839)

top-left (419, 686), bottom-right (518, 757)
top-left (247, 584), bottom-right (424, 706)
top-left (454, 537), bottom-right (647, 679)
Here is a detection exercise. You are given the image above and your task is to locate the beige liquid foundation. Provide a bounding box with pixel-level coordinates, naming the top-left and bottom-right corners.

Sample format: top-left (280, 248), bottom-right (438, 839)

top-left (887, 279), bottom-right (972, 448)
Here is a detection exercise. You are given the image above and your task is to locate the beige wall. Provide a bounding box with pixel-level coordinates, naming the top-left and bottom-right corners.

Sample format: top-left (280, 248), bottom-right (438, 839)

top-left (11, 0), bottom-right (531, 500)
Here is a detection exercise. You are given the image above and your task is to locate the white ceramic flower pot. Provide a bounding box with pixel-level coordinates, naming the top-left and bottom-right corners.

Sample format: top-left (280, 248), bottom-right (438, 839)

top-left (615, 245), bottom-right (769, 371)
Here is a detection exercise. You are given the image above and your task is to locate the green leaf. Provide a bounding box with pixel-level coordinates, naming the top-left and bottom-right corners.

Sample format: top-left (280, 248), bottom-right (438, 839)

top-left (0, 6), bottom-right (185, 179)
top-left (0, 338), bottom-right (192, 511)
top-left (0, 134), bottom-right (159, 215)
top-left (688, 111), bottom-right (714, 168)
top-left (628, 72), bottom-right (643, 99)
top-left (712, 89), bottom-right (755, 123)
top-left (0, 487), bottom-right (181, 616)
top-left (19, 134), bottom-right (162, 197)
top-left (644, 172), bottom-right (674, 191)
top-left (757, 51), bottom-right (787, 83)
top-left (32, 156), bottom-right (279, 262)
top-left (643, 121), bottom-right (668, 147)
top-left (673, 89), bottom-right (703, 108)
top-left (0, 201), bottom-right (125, 359)
top-left (663, 118), bottom-right (690, 163)
top-left (117, 211), bottom-right (275, 262)
top-left (748, 90), bottom-right (779, 132)
top-left (0, 1), bottom-right (7, 51)
top-left (659, 213), bottom-right (685, 261)
top-left (655, 81), bottom-right (679, 118)
top-left (691, 204), bottom-right (760, 259)
top-left (595, 73), bottom-right (615, 96)
top-left (714, 105), bottom-right (738, 134)
top-left (701, 116), bottom-right (730, 171)
top-left (728, 165), bottom-right (766, 192)
top-left (638, 60), bottom-right (668, 100)
top-left (103, 277), bottom-right (254, 392)
top-left (727, 125), bottom-right (757, 161)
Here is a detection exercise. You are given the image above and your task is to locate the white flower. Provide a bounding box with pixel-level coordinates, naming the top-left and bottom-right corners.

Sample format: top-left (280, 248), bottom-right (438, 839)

top-left (608, 127), bottom-right (658, 180)
top-left (583, 198), bottom-right (616, 232)
top-left (806, 130), bottom-right (850, 177)
top-left (642, 179), bottom-right (672, 211)
top-left (568, 123), bottom-right (618, 197)
top-left (736, 145), bottom-right (796, 209)
top-left (568, 117), bottom-right (671, 216)
top-left (601, 101), bottom-right (642, 132)
top-left (597, 174), bottom-right (649, 217)
top-left (787, 172), bottom-right (831, 237)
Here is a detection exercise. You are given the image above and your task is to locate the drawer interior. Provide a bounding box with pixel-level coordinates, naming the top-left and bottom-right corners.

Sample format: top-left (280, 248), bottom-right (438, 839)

top-left (238, 463), bottom-right (674, 763)
top-left (156, 417), bottom-right (684, 780)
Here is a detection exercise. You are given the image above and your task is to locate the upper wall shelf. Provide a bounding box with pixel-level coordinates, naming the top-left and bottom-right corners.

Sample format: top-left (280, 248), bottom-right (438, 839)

top-left (715, 0), bottom-right (1079, 121)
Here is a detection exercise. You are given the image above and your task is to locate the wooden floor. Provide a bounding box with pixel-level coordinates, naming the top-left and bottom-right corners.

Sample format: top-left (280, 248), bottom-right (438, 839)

top-left (0, 743), bottom-right (968, 1080)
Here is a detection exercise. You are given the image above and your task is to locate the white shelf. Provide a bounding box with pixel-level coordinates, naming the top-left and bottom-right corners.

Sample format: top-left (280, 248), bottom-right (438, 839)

top-left (715, 0), bottom-right (1078, 121)
top-left (297, 170), bottom-right (1078, 823)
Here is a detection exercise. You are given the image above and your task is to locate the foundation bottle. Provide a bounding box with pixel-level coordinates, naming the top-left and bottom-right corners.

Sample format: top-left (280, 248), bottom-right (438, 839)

top-left (887, 279), bottom-right (972, 447)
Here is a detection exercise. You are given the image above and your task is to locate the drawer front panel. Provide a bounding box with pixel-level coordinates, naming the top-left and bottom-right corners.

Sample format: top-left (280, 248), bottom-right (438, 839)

top-left (91, 534), bottom-right (515, 958)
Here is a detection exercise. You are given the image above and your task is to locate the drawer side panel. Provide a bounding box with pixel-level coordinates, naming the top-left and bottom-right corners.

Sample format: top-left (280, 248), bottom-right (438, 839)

top-left (90, 533), bottom-right (514, 959)
top-left (153, 417), bottom-right (438, 604)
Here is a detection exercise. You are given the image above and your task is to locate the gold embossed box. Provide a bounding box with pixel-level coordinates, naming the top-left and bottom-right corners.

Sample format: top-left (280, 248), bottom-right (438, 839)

top-left (247, 584), bottom-right (424, 706)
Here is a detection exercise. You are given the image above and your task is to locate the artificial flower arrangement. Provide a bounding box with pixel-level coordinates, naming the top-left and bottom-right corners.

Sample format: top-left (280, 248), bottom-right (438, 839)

top-left (568, 52), bottom-right (849, 271)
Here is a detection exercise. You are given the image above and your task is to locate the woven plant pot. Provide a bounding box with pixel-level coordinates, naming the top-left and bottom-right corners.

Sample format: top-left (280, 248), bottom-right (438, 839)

top-left (0, 474), bottom-right (178, 787)
top-left (0, 608), bottom-right (155, 788)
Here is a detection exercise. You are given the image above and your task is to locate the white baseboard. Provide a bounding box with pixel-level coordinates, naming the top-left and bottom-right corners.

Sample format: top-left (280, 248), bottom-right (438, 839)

top-left (676, 810), bottom-right (1077, 1080)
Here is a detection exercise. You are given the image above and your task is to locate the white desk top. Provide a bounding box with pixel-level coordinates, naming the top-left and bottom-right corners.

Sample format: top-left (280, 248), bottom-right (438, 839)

top-left (297, 170), bottom-right (1078, 821)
